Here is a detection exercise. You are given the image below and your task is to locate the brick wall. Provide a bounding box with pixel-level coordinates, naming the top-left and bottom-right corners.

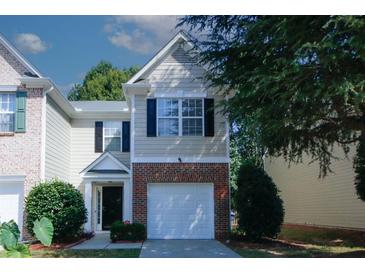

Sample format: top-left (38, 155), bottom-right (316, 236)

top-left (132, 163), bottom-right (230, 239)
top-left (0, 42), bottom-right (28, 86)
top-left (0, 88), bottom-right (44, 194)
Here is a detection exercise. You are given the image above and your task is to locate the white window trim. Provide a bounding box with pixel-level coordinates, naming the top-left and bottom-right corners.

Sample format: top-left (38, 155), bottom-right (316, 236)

top-left (156, 98), bottom-right (205, 137)
top-left (102, 121), bottom-right (123, 152)
top-left (182, 98), bottom-right (204, 137)
top-left (157, 98), bottom-right (179, 137)
top-left (0, 93), bottom-right (16, 133)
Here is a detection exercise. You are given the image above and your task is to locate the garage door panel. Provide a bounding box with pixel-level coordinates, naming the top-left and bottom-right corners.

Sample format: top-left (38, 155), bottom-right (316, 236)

top-left (148, 183), bottom-right (214, 239)
top-left (0, 181), bottom-right (24, 237)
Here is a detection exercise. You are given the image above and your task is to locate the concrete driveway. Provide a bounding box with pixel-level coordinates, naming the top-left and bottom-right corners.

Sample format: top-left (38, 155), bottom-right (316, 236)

top-left (139, 240), bottom-right (241, 258)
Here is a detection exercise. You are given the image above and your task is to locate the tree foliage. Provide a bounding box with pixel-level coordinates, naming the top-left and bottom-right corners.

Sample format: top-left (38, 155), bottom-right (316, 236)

top-left (229, 118), bottom-right (265, 209)
top-left (235, 161), bottom-right (284, 241)
top-left (179, 16), bottom-right (365, 201)
top-left (68, 61), bottom-right (139, 101)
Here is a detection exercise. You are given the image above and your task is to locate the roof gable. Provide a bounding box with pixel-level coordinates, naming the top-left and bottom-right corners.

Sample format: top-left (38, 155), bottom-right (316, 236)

top-left (0, 34), bottom-right (42, 78)
top-left (127, 31), bottom-right (198, 84)
top-left (80, 152), bottom-right (130, 177)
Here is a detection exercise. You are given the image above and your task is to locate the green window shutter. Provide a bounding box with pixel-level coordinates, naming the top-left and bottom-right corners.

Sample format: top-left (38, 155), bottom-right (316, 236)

top-left (15, 91), bottom-right (27, 133)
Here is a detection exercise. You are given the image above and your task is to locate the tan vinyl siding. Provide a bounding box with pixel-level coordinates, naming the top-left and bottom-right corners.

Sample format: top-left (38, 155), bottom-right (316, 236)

top-left (134, 94), bottom-right (227, 158)
top-left (265, 145), bottom-right (365, 230)
top-left (45, 96), bottom-right (71, 182)
top-left (134, 45), bottom-right (228, 159)
top-left (146, 46), bottom-right (208, 93)
top-left (70, 118), bottom-right (130, 188)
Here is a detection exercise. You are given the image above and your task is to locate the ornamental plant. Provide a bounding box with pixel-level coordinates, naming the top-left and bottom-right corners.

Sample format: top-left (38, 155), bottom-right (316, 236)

top-left (25, 179), bottom-right (87, 242)
top-left (235, 161), bottom-right (284, 241)
top-left (0, 217), bottom-right (53, 258)
top-left (110, 221), bottom-right (146, 242)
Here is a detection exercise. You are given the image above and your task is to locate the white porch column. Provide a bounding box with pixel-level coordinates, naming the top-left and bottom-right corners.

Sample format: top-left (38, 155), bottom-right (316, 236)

top-left (123, 179), bottom-right (132, 222)
top-left (84, 180), bottom-right (93, 232)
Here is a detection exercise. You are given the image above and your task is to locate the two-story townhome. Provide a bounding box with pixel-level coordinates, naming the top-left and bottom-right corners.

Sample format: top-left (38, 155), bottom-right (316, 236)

top-left (0, 32), bottom-right (230, 240)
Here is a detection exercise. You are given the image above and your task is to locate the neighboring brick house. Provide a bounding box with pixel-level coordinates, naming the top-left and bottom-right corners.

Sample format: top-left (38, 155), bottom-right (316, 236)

top-left (0, 32), bottom-right (231, 240)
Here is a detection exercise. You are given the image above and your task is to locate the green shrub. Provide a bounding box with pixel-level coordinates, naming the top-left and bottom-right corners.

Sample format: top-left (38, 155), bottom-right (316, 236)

top-left (110, 221), bottom-right (146, 242)
top-left (25, 179), bottom-right (87, 242)
top-left (235, 161), bottom-right (284, 241)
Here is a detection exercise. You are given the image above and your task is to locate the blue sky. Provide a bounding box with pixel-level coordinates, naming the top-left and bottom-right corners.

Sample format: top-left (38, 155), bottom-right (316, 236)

top-left (0, 16), bottom-right (181, 95)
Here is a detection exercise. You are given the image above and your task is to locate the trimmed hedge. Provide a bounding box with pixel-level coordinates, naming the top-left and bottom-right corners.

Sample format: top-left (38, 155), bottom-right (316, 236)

top-left (110, 221), bottom-right (146, 242)
top-left (25, 179), bottom-right (87, 242)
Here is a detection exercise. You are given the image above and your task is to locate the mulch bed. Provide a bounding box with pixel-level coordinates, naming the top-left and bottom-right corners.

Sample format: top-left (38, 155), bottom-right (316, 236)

top-left (29, 233), bottom-right (94, 250)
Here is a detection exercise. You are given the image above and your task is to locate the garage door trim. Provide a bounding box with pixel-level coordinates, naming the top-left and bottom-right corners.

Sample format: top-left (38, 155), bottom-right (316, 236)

top-left (147, 182), bottom-right (215, 239)
top-left (0, 175), bottom-right (25, 238)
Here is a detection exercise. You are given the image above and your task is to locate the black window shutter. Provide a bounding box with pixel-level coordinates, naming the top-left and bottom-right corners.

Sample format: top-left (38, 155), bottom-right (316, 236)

top-left (122, 121), bottom-right (130, 152)
top-left (146, 99), bottom-right (157, 137)
top-left (95, 121), bottom-right (103, 152)
top-left (204, 98), bottom-right (215, 137)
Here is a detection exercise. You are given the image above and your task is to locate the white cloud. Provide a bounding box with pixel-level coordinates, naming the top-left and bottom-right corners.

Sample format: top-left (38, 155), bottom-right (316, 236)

top-left (105, 16), bottom-right (182, 54)
top-left (14, 33), bottom-right (48, 54)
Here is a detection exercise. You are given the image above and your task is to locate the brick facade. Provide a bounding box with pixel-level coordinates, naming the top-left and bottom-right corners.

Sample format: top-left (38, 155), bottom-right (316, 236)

top-left (0, 88), bottom-right (44, 194)
top-left (132, 163), bottom-right (230, 239)
top-left (0, 42), bottom-right (28, 86)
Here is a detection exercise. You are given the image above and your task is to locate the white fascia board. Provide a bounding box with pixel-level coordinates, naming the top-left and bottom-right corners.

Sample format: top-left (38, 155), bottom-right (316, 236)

top-left (0, 34), bottom-right (42, 77)
top-left (19, 77), bottom-right (52, 88)
top-left (153, 90), bottom-right (207, 98)
top-left (126, 32), bottom-right (192, 84)
top-left (20, 77), bottom-right (130, 119)
top-left (0, 85), bottom-right (19, 92)
top-left (0, 175), bottom-right (25, 183)
top-left (81, 174), bottom-right (131, 180)
top-left (122, 83), bottom-right (150, 97)
top-left (132, 156), bottom-right (230, 163)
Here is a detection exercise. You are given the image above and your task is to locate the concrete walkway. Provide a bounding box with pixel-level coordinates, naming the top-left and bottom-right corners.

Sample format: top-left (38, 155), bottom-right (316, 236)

top-left (71, 232), bottom-right (142, 250)
top-left (139, 240), bottom-right (241, 258)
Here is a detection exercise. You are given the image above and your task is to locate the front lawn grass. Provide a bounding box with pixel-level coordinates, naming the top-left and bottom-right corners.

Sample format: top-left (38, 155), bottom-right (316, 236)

top-left (228, 224), bottom-right (365, 258)
top-left (0, 249), bottom-right (140, 258)
top-left (278, 224), bottom-right (365, 247)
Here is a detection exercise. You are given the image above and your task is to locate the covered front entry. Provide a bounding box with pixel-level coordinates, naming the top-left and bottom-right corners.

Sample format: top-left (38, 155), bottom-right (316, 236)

top-left (81, 152), bottom-right (132, 232)
top-left (95, 185), bottom-right (123, 231)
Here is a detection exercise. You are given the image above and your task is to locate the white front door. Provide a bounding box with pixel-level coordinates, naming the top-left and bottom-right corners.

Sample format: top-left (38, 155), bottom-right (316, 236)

top-left (95, 186), bottom-right (103, 231)
top-left (147, 183), bottom-right (214, 239)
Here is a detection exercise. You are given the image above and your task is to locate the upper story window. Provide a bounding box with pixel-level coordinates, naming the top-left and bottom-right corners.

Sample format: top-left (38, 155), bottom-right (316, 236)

top-left (157, 99), bottom-right (179, 136)
top-left (104, 121), bottom-right (123, 151)
top-left (182, 99), bottom-right (203, 136)
top-left (0, 93), bottom-right (15, 132)
top-left (157, 98), bottom-right (203, 136)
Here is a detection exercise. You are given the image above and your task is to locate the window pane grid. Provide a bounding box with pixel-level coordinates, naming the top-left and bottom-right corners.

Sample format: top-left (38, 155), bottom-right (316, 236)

top-left (156, 98), bottom-right (204, 136)
top-left (157, 99), bottom-right (179, 136)
top-left (103, 121), bottom-right (122, 151)
top-left (182, 99), bottom-right (203, 136)
top-left (182, 118), bottom-right (203, 136)
top-left (0, 93), bottom-right (15, 132)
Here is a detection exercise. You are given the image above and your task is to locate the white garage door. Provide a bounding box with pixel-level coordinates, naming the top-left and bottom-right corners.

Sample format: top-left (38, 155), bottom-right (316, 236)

top-left (0, 179), bottom-right (24, 235)
top-left (147, 183), bottom-right (214, 239)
